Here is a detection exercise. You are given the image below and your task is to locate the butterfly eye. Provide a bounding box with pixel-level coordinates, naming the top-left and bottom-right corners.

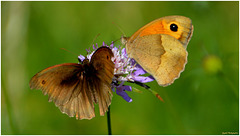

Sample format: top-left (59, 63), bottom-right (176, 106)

top-left (170, 23), bottom-right (178, 32)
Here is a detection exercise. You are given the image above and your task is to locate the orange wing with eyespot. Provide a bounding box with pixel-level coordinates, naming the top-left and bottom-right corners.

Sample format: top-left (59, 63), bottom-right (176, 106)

top-left (128, 15), bottom-right (193, 48)
top-left (122, 16), bottom-right (193, 86)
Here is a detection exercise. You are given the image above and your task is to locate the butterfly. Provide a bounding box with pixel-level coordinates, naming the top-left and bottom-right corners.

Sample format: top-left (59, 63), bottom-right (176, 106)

top-left (121, 15), bottom-right (194, 86)
top-left (29, 46), bottom-right (115, 120)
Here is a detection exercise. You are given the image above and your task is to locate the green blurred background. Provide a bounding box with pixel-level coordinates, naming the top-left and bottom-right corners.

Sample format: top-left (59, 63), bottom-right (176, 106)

top-left (1, 1), bottom-right (239, 135)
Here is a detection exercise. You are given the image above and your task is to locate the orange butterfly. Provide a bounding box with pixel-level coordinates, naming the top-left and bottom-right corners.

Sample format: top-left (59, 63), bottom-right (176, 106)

top-left (29, 46), bottom-right (114, 120)
top-left (121, 16), bottom-right (193, 86)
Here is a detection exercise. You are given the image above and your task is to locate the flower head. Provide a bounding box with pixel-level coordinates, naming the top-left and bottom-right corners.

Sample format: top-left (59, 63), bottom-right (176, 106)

top-left (78, 42), bottom-right (155, 102)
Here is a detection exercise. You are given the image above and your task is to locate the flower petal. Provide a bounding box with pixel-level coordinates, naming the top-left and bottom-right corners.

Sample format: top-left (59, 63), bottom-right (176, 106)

top-left (122, 85), bottom-right (132, 92)
top-left (102, 42), bottom-right (107, 47)
top-left (133, 68), bottom-right (147, 76)
top-left (121, 48), bottom-right (127, 56)
top-left (78, 55), bottom-right (85, 62)
top-left (93, 44), bottom-right (96, 50)
top-left (133, 75), bottom-right (155, 83)
top-left (95, 43), bottom-right (98, 49)
top-left (110, 42), bottom-right (114, 48)
top-left (116, 88), bottom-right (132, 102)
top-left (79, 42), bottom-right (156, 103)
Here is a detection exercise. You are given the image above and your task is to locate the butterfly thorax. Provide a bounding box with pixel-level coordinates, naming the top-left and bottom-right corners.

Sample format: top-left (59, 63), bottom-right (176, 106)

top-left (82, 59), bottom-right (96, 76)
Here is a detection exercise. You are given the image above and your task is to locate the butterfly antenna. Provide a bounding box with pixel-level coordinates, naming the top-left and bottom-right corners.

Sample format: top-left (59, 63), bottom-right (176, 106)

top-left (107, 37), bottom-right (121, 46)
top-left (87, 33), bottom-right (101, 54)
top-left (112, 22), bottom-right (126, 37)
top-left (60, 48), bottom-right (78, 56)
top-left (60, 48), bottom-right (80, 62)
top-left (112, 22), bottom-right (129, 49)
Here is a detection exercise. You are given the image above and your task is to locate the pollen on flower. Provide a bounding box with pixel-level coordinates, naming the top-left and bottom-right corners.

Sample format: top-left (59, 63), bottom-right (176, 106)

top-left (78, 42), bottom-right (155, 102)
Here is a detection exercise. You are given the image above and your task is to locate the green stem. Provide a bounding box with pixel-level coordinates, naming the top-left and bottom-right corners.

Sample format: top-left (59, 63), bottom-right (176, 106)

top-left (107, 106), bottom-right (112, 135)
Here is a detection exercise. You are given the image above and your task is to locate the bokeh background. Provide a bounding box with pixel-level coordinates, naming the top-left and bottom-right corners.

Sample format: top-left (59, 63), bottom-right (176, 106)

top-left (1, 1), bottom-right (239, 135)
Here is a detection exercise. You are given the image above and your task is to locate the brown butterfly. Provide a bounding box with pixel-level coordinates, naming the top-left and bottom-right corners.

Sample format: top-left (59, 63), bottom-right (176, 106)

top-left (29, 46), bottom-right (115, 120)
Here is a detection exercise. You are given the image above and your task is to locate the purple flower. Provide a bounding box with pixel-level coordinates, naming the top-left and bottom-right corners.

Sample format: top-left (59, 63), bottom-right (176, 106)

top-left (78, 42), bottom-right (155, 102)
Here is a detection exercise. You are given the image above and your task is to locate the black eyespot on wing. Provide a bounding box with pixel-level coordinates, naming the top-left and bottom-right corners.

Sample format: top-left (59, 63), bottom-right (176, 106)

top-left (42, 80), bottom-right (46, 85)
top-left (170, 23), bottom-right (178, 32)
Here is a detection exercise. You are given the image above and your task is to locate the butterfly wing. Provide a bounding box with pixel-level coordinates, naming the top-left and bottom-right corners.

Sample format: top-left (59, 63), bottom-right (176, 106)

top-left (127, 16), bottom-right (193, 48)
top-left (30, 47), bottom-right (115, 119)
top-left (123, 16), bottom-right (193, 86)
top-left (127, 34), bottom-right (187, 86)
top-left (29, 63), bottom-right (96, 119)
top-left (57, 72), bottom-right (96, 119)
top-left (90, 46), bottom-right (115, 116)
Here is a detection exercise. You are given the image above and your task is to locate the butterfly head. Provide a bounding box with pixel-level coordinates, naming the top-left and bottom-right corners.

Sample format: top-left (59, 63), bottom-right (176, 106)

top-left (120, 35), bottom-right (129, 45)
top-left (82, 58), bottom-right (89, 65)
